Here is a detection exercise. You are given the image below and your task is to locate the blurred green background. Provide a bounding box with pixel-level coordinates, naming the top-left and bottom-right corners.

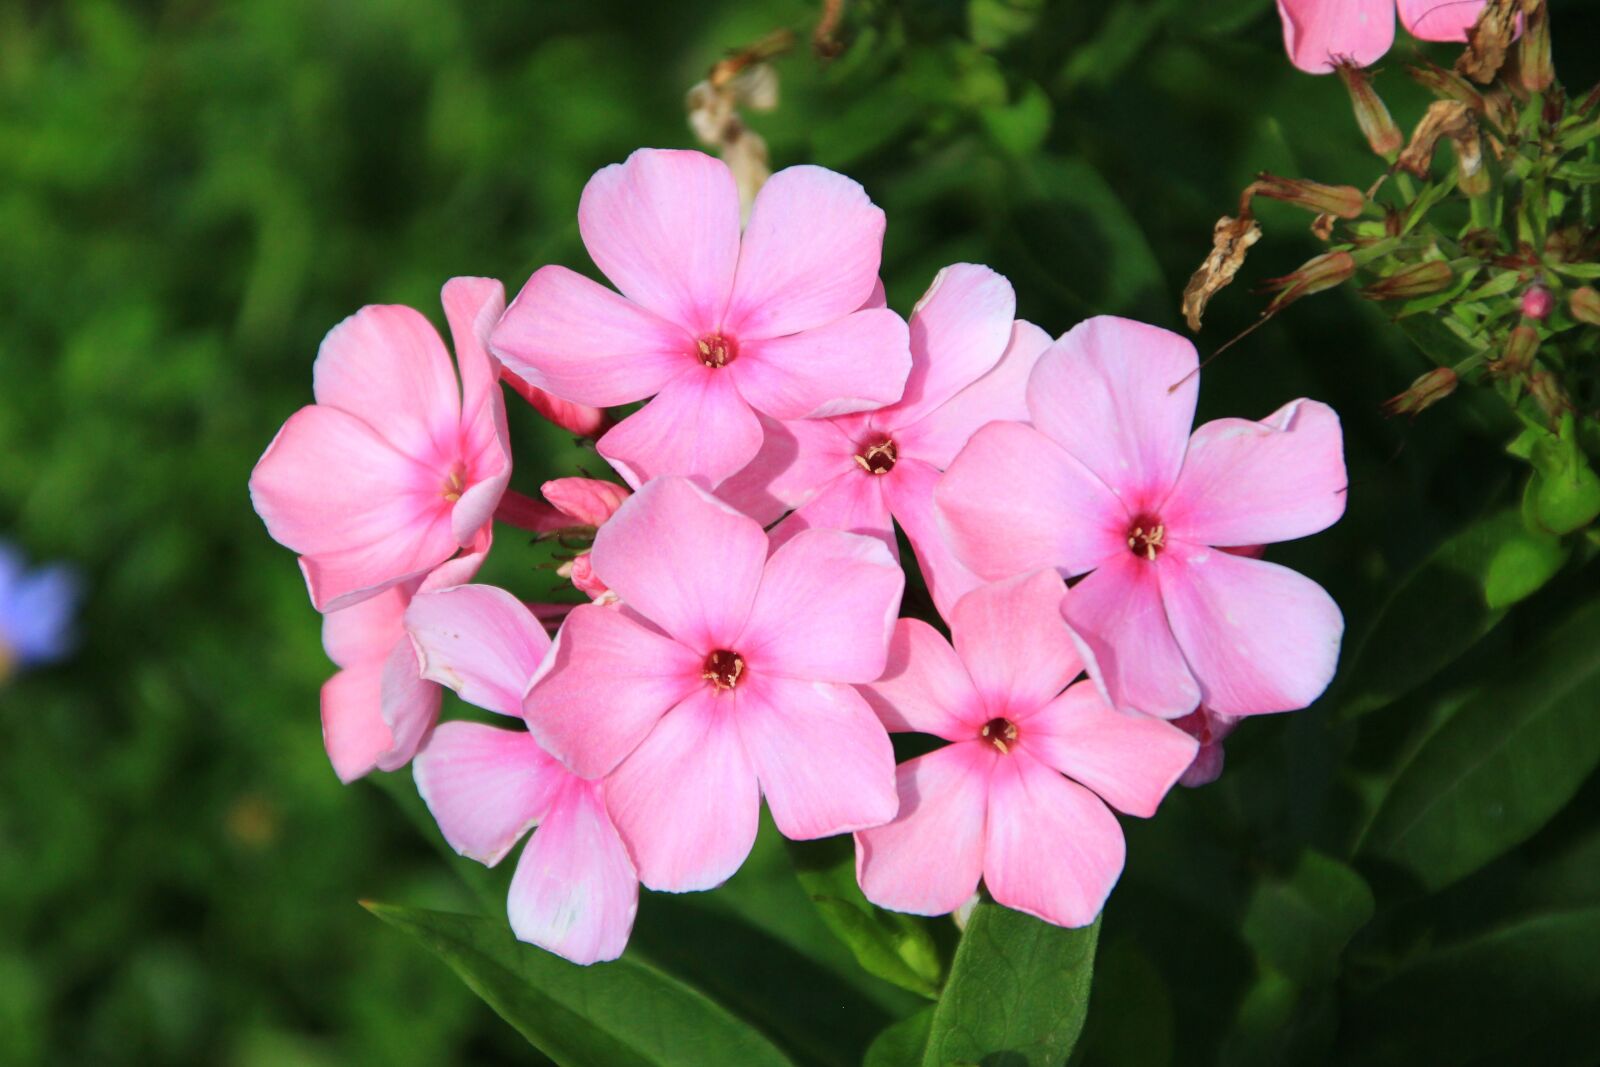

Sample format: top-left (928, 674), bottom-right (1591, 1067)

top-left (3, 1), bottom-right (1598, 1064)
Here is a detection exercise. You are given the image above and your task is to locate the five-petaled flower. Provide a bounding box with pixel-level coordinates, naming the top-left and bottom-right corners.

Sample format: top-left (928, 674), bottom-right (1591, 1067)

top-left (937, 316), bottom-right (1347, 720)
top-left (855, 570), bottom-right (1198, 927)
top-left (525, 476), bottom-right (904, 892)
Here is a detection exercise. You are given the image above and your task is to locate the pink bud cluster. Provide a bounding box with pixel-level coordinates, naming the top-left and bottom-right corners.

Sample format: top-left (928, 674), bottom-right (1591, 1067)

top-left (251, 148), bottom-right (1348, 964)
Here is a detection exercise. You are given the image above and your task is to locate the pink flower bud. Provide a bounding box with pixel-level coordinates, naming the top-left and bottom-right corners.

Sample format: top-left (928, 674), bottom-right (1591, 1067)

top-left (1520, 286), bottom-right (1554, 320)
top-left (501, 366), bottom-right (609, 438)
top-left (1382, 367), bottom-right (1458, 417)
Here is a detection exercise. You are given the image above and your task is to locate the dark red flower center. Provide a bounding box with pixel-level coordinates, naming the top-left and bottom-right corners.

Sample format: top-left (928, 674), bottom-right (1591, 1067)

top-left (1127, 515), bottom-right (1166, 561)
top-left (703, 649), bottom-right (746, 690)
top-left (697, 333), bottom-right (738, 368)
top-left (979, 717), bottom-right (1019, 754)
top-left (854, 437), bottom-right (898, 475)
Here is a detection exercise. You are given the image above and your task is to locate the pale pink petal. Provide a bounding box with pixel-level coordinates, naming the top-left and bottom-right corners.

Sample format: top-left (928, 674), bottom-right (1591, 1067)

top-left (951, 569), bottom-right (1083, 719)
top-left (1059, 552), bottom-right (1201, 719)
top-left (713, 413), bottom-right (856, 526)
top-left (1277, 0), bottom-right (1395, 74)
top-left (508, 778), bottom-right (638, 965)
top-left (321, 663), bottom-right (399, 783)
top-left (588, 477), bottom-right (767, 651)
top-left (378, 634), bottom-right (443, 768)
top-left (732, 308), bottom-right (911, 420)
top-left (894, 319), bottom-right (1052, 470)
top-left (442, 277), bottom-right (513, 545)
top-left (984, 750), bottom-right (1126, 928)
top-left (769, 471), bottom-right (893, 552)
top-left (935, 421), bottom-right (1127, 581)
top-left (418, 523), bottom-right (493, 592)
top-left (1398, 0), bottom-right (1492, 42)
top-left (738, 529), bottom-right (902, 683)
top-left (736, 675), bottom-right (898, 839)
top-left (311, 304), bottom-right (460, 462)
top-left (542, 477), bottom-right (630, 527)
top-left (1162, 399), bottom-right (1347, 548)
top-left (1159, 543), bottom-right (1344, 717)
top-left (523, 603), bottom-right (704, 779)
top-left (1019, 682), bottom-right (1198, 818)
top-left (578, 148), bottom-right (741, 333)
top-left (723, 165), bottom-right (885, 340)
top-left (413, 721), bottom-right (567, 865)
top-left (491, 265), bottom-right (695, 406)
top-left (405, 584), bottom-right (552, 718)
top-left (858, 619), bottom-right (985, 740)
top-left (597, 370), bottom-right (765, 489)
top-left (1027, 316), bottom-right (1199, 512)
top-left (880, 458), bottom-right (986, 621)
top-left (604, 688), bottom-right (760, 891)
top-left (854, 742), bottom-right (993, 916)
top-left (877, 264), bottom-right (1016, 431)
top-left (322, 583), bottom-right (409, 668)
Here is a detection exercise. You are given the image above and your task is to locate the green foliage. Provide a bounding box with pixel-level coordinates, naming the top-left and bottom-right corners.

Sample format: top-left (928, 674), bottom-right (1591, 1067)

top-left (1241, 851), bottom-right (1374, 985)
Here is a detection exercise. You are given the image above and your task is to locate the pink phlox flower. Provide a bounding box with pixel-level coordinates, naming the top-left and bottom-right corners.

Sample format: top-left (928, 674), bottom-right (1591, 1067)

top-left (490, 148), bottom-right (912, 490)
top-left (719, 264), bottom-right (1052, 619)
top-left (525, 476), bottom-right (904, 893)
top-left (251, 277), bottom-right (512, 613)
top-left (405, 583), bottom-right (638, 965)
top-left (854, 570), bottom-right (1199, 927)
top-left (1278, 0), bottom-right (1503, 74)
top-left (937, 315), bottom-right (1347, 720)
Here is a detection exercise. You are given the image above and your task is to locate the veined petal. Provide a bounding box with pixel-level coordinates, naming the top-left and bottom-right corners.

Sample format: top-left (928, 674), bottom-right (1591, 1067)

top-left (733, 308), bottom-right (911, 420)
top-left (881, 264), bottom-right (1016, 429)
top-left (597, 371), bottom-right (765, 490)
top-left (859, 619), bottom-right (985, 740)
top-left (1277, 0), bottom-right (1395, 74)
top-left (951, 570), bottom-right (1083, 720)
top-left (714, 413), bottom-right (857, 526)
top-left (895, 319), bottom-right (1051, 470)
top-left (413, 721), bottom-right (567, 866)
top-left (405, 584), bottom-right (552, 718)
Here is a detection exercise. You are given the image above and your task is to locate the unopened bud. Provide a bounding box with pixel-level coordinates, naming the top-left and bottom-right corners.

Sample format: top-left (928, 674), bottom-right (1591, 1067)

top-left (1529, 373), bottom-right (1570, 422)
top-left (1408, 62), bottom-right (1485, 111)
top-left (1261, 251), bottom-right (1357, 312)
top-left (1520, 286), bottom-right (1554, 320)
top-left (1249, 174), bottom-right (1366, 219)
top-left (1382, 368), bottom-right (1458, 417)
top-left (1399, 100), bottom-right (1474, 177)
top-left (502, 367), bottom-right (609, 438)
top-left (1362, 261), bottom-right (1455, 300)
top-left (1337, 62), bottom-right (1403, 158)
top-left (1503, 324), bottom-right (1540, 375)
top-left (1571, 286), bottom-right (1600, 325)
top-left (1519, 0), bottom-right (1554, 94)
top-left (1450, 129), bottom-right (1489, 196)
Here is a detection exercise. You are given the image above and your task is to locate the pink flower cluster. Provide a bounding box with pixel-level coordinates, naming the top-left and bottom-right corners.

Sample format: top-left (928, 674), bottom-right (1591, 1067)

top-left (251, 148), bottom-right (1348, 965)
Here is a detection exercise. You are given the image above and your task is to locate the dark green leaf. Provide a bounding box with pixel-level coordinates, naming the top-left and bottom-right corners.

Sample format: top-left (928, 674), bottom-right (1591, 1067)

top-left (864, 1008), bottom-right (934, 1067)
top-left (1361, 598), bottom-right (1600, 891)
top-left (1240, 851), bottom-right (1374, 985)
top-left (922, 904), bottom-right (1099, 1067)
top-left (364, 903), bottom-right (794, 1067)
top-left (967, 0), bottom-right (1045, 51)
top-left (1394, 313), bottom-right (1483, 366)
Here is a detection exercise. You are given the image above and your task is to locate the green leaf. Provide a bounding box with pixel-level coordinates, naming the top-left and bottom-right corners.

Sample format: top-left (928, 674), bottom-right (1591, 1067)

top-left (1339, 508), bottom-right (1565, 718)
top-left (364, 903), bottom-right (794, 1067)
top-left (967, 0), bottom-right (1045, 51)
top-left (922, 904), bottom-right (1099, 1067)
top-left (980, 81), bottom-right (1053, 158)
top-left (1241, 850), bottom-right (1374, 985)
top-left (1394, 313), bottom-right (1483, 366)
top-left (1361, 597), bottom-right (1600, 891)
top-left (864, 1009), bottom-right (934, 1067)
top-left (785, 837), bottom-right (942, 999)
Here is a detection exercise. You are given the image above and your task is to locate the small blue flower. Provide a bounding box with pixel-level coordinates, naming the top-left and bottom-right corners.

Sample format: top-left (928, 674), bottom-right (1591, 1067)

top-left (0, 541), bottom-right (81, 677)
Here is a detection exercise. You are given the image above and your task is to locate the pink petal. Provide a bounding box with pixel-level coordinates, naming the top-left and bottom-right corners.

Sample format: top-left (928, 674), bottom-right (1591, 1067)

top-left (983, 750), bottom-right (1126, 928)
top-left (441, 277), bottom-right (513, 545)
top-left (524, 603), bottom-right (704, 779)
top-left (1179, 743), bottom-right (1227, 788)
top-left (736, 675), bottom-right (898, 839)
top-left (250, 406), bottom-right (458, 612)
top-left (491, 265), bottom-right (695, 407)
top-left (378, 633), bottom-right (443, 768)
top-left (1019, 682), bottom-right (1199, 818)
top-left (881, 264), bottom-right (1016, 430)
top-left (542, 477), bottom-right (630, 528)
top-left (597, 370), bottom-right (765, 489)
top-left (894, 319), bottom-right (1052, 470)
top-left (417, 523), bottom-right (493, 592)
top-left (321, 582), bottom-right (409, 669)
top-left (732, 308), bottom-right (911, 420)
top-left (880, 457), bottom-right (986, 621)
top-left (723, 165), bottom-right (885, 340)
top-left (508, 777), bottom-right (638, 965)
top-left (1159, 543), bottom-right (1344, 717)
top-left (589, 477), bottom-right (767, 652)
top-left (412, 721), bottom-right (566, 865)
top-left (1162, 399), bottom-right (1347, 548)
top-left (935, 420), bottom-right (1127, 581)
top-left (739, 529), bottom-right (902, 683)
top-left (854, 742), bottom-right (993, 916)
top-left (951, 569), bottom-right (1083, 719)
top-left (1059, 552), bottom-right (1201, 719)
top-left (321, 663), bottom-right (399, 783)
top-left (604, 688), bottom-right (760, 891)
top-left (311, 304), bottom-right (460, 462)
top-left (578, 148), bottom-right (741, 333)
top-left (1398, 0), bottom-right (1492, 42)
top-left (1276, 0), bottom-right (1395, 74)
top-left (502, 366), bottom-right (609, 439)
top-left (769, 470), bottom-right (893, 551)
top-left (1027, 316), bottom-right (1199, 513)
top-left (858, 619), bottom-right (986, 740)
top-left (713, 414), bottom-right (856, 526)
top-left (405, 584), bottom-right (552, 718)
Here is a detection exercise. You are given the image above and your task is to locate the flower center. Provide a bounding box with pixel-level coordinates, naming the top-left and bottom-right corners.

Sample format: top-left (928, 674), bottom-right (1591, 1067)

top-left (979, 717), bottom-right (1019, 754)
top-left (1127, 516), bottom-right (1165, 561)
top-left (854, 437), bottom-right (898, 476)
top-left (441, 465), bottom-right (467, 502)
top-left (697, 333), bottom-right (738, 368)
top-left (703, 649), bottom-right (746, 690)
